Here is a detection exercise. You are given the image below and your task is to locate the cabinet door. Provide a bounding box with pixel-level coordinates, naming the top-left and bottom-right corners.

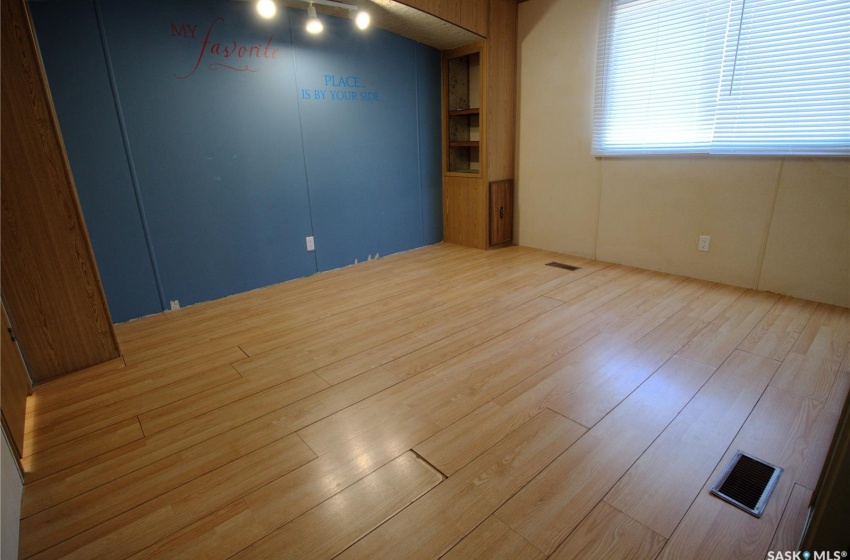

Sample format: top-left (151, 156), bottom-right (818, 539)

top-left (489, 180), bottom-right (513, 246)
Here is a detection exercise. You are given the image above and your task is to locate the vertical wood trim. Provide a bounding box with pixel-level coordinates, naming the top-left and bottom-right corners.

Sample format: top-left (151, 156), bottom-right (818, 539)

top-left (1, 0), bottom-right (120, 381)
top-left (486, 0), bottom-right (518, 183)
top-left (1, 304), bottom-right (31, 458)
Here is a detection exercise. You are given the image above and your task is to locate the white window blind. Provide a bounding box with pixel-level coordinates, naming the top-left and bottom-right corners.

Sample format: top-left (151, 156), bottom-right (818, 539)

top-left (593, 0), bottom-right (850, 156)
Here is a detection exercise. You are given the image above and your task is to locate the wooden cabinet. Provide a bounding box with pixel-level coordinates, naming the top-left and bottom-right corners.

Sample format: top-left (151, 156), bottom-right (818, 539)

top-left (446, 48), bottom-right (482, 174)
top-left (489, 180), bottom-right (513, 246)
top-left (441, 0), bottom-right (516, 250)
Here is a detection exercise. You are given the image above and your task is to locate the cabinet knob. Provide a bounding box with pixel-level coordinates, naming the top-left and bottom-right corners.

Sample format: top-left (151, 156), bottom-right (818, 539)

top-left (499, 206), bottom-right (505, 219)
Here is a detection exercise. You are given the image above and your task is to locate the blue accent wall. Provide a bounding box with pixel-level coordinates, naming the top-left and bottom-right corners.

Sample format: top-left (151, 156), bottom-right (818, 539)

top-left (31, 0), bottom-right (442, 323)
top-left (416, 44), bottom-right (444, 245)
top-left (30, 1), bottom-right (163, 322)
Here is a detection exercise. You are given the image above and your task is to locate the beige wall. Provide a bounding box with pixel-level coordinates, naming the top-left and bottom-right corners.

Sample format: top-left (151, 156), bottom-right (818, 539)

top-left (516, 0), bottom-right (850, 308)
top-left (2, 430), bottom-right (23, 559)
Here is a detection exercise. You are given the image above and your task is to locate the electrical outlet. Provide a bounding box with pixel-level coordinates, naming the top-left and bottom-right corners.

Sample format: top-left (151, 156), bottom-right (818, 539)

top-left (698, 235), bottom-right (711, 252)
top-left (306, 236), bottom-right (315, 252)
top-left (169, 300), bottom-right (180, 310)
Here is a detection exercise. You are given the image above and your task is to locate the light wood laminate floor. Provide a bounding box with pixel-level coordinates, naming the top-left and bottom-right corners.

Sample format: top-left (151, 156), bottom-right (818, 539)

top-left (19, 244), bottom-right (850, 559)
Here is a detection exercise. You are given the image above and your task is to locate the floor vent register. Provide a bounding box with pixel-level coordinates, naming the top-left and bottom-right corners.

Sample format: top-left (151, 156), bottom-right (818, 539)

top-left (710, 450), bottom-right (782, 517)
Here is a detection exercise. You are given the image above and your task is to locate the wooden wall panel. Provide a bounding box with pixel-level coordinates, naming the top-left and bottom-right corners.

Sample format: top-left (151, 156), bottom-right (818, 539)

top-left (397, 0), bottom-right (489, 37)
top-left (1, 0), bottom-right (120, 382)
top-left (444, 176), bottom-right (488, 250)
top-left (486, 0), bottom-right (517, 183)
top-left (1, 305), bottom-right (30, 458)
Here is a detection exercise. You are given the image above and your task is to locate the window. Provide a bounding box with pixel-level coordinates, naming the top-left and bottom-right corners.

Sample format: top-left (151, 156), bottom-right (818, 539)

top-left (593, 0), bottom-right (850, 156)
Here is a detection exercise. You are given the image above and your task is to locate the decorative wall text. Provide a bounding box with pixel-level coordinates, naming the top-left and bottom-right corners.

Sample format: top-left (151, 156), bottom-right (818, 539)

top-left (172, 18), bottom-right (279, 79)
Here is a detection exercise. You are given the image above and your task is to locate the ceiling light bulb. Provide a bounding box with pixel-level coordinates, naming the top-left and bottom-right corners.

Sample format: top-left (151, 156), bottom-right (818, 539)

top-left (256, 0), bottom-right (276, 19)
top-left (354, 10), bottom-right (370, 30)
top-left (306, 4), bottom-right (323, 34)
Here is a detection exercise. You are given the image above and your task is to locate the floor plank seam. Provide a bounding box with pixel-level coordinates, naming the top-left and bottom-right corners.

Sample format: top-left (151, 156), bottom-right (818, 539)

top-left (408, 449), bottom-right (448, 480)
top-left (22, 376), bottom-right (339, 517)
top-left (655, 383), bottom-right (776, 546)
top-left (544, 406), bottom-right (590, 430)
top-left (24, 436), bottom-right (320, 559)
top-left (20, 415), bottom-right (153, 488)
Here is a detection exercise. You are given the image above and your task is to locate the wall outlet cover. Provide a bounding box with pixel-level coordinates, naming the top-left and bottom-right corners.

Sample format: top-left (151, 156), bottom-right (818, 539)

top-left (698, 235), bottom-right (711, 252)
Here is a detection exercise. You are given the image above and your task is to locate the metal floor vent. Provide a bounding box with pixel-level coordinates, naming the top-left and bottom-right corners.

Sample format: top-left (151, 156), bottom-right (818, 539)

top-left (710, 450), bottom-right (782, 517)
top-left (546, 262), bottom-right (581, 271)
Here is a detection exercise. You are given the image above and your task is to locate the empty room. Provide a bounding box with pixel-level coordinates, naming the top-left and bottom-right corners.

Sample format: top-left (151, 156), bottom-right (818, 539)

top-left (1, 0), bottom-right (848, 558)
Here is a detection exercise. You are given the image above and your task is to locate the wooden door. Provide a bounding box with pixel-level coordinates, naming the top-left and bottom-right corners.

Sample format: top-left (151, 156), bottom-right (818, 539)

top-left (1, 304), bottom-right (31, 458)
top-left (489, 179), bottom-right (513, 246)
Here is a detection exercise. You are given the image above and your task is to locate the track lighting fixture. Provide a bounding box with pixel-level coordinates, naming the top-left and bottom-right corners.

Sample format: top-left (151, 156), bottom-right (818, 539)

top-left (253, 0), bottom-right (370, 32)
top-left (306, 3), bottom-right (323, 33)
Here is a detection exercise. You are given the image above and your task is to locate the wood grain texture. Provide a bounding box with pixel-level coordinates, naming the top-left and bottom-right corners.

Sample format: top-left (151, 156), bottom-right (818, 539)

top-left (770, 304), bottom-right (850, 402)
top-left (769, 484), bottom-right (813, 553)
top-left (442, 516), bottom-right (544, 560)
top-left (605, 351), bottom-right (780, 537)
top-left (232, 453), bottom-right (441, 559)
top-left (17, 244), bottom-right (846, 560)
top-left (657, 387), bottom-right (828, 560)
top-left (489, 180), bottom-right (514, 246)
top-left (444, 140), bottom-right (487, 248)
top-left (22, 417), bottom-right (143, 483)
top-left (486, 0), bottom-right (517, 183)
top-left (336, 410), bottom-right (585, 559)
top-left (826, 343), bottom-right (850, 415)
top-left (549, 502), bottom-right (666, 560)
top-left (738, 296), bottom-right (818, 361)
top-left (21, 372), bottom-right (328, 517)
top-left (676, 289), bottom-right (778, 367)
top-left (495, 355), bottom-right (716, 554)
top-left (1, 0), bottom-right (119, 381)
top-left (1, 304), bottom-right (31, 457)
top-left (26, 435), bottom-right (315, 559)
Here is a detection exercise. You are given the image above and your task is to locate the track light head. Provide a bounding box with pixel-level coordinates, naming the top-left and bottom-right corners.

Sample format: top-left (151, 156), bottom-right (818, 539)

top-left (306, 3), bottom-right (323, 34)
top-left (353, 9), bottom-right (370, 30)
top-left (256, 0), bottom-right (276, 19)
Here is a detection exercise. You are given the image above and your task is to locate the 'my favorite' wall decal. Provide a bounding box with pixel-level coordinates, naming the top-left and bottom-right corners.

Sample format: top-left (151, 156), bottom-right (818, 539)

top-left (171, 18), bottom-right (280, 79)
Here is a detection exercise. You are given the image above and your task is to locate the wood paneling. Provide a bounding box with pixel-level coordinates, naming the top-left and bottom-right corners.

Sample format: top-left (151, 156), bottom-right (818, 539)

top-left (1, 0), bottom-right (119, 382)
top-left (397, 0), bottom-right (489, 37)
top-left (1, 304), bottom-right (30, 457)
top-left (444, 175), bottom-right (488, 249)
top-left (440, 0), bottom-right (517, 250)
top-left (486, 0), bottom-right (517, 183)
top-left (18, 245), bottom-right (849, 559)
